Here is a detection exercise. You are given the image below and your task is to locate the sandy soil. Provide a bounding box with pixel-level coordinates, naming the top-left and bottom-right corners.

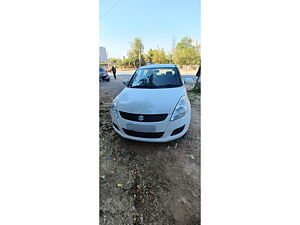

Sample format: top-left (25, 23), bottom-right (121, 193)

top-left (99, 81), bottom-right (201, 225)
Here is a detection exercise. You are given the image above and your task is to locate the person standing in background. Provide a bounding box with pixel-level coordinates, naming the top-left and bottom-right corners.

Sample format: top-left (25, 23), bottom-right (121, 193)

top-left (112, 66), bottom-right (117, 79)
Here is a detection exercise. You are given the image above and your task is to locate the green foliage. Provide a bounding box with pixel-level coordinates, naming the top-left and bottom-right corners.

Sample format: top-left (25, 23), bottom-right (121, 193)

top-left (127, 37), bottom-right (144, 67)
top-left (173, 36), bottom-right (201, 66)
top-left (108, 57), bottom-right (119, 65)
top-left (99, 62), bottom-right (108, 66)
top-left (128, 37), bottom-right (144, 57)
top-left (167, 53), bottom-right (173, 64)
top-left (146, 49), bottom-right (154, 63)
top-left (106, 36), bottom-right (200, 68)
top-left (124, 55), bottom-right (135, 67)
top-left (152, 48), bottom-right (168, 64)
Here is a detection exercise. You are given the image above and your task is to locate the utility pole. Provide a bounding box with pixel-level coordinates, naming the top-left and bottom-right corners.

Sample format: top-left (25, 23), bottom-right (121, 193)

top-left (139, 40), bottom-right (141, 67)
top-left (172, 35), bottom-right (176, 51)
top-left (172, 35), bottom-right (176, 64)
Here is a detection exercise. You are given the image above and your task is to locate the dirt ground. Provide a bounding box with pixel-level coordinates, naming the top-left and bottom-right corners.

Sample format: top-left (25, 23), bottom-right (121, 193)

top-left (99, 80), bottom-right (201, 225)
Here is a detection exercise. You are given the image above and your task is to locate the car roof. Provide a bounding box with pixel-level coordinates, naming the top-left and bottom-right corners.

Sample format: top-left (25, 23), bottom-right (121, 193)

top-left (139, 64), bottom-right (177, 69)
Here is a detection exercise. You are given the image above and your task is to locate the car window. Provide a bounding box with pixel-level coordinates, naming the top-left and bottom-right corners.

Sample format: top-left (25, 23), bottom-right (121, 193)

top-left (128, 67), bottom-right (182, 88)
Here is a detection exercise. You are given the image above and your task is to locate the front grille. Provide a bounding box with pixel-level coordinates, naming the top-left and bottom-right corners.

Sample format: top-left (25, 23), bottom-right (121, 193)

top-left (122, 129), bottom-right (164, 138)
top-left (113, 123), bottom-right (119, 130)
top-left (119, 111), bottom-right (168, 122)
top-left (171, 125), bottom-right (185, 136)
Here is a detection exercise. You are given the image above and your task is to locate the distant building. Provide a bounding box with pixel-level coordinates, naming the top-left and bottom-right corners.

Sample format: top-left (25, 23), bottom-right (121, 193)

top-left (191, 40), bottom-right (199, 47)
top-left (99, 47), bottom-right (108, 63)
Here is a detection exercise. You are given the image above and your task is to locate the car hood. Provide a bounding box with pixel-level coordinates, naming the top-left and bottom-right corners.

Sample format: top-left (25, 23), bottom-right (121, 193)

top-left (116, 87), bottom-right (185, 114)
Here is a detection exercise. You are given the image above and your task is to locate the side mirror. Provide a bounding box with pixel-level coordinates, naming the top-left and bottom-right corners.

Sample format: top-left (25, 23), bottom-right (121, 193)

top-left (184, 78), bottom-right (194, 85)
top-left (123, 79), bottom-right (129, 86)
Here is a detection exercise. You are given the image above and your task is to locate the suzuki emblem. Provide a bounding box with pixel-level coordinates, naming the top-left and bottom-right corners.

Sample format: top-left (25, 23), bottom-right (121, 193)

top-left (138, 115), bottom-right (144, 121)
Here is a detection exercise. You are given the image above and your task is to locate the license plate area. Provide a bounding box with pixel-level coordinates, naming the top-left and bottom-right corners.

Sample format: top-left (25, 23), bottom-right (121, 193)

top-left (126, 124), bottom-right (156, 132)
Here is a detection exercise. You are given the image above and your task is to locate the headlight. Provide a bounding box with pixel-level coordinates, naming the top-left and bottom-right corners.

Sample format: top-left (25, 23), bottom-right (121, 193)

top-left (111, 100), bottom-right (118, 118)
top-left (170, 96), bottom-right (188, 121)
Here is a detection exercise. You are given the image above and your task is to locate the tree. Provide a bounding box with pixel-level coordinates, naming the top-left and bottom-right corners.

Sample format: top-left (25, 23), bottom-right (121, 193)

top-left (108, 57), bottom-right (124, 68)
top-left (128, 37), bottom-right (144, 68)
top-left (173, 36), bottom-right (200, 66)
top-left (152, 48), bottom-right (168, 64)
top-left (126, 55), bottom-right (136, 68)
top-left (146, 49), bottom-right (154, 63)
top-left (167, 53), bottom-right (173, 64)
top-left (108, 57), bottom-right (118, 65)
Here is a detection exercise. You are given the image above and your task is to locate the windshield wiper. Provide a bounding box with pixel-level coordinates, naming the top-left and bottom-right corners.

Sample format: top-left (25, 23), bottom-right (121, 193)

top-left (156, 84), bottom-right (181, 88)
top-left (131, 85), bottom-right (156, 88)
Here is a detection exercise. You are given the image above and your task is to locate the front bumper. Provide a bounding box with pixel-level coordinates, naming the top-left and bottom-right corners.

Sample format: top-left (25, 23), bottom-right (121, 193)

top-left (111, 111), bottom-right (191, 142)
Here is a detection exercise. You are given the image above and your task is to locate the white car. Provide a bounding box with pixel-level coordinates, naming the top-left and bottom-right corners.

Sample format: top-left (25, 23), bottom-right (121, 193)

top-left (111, 64), bottom-right (193, 142)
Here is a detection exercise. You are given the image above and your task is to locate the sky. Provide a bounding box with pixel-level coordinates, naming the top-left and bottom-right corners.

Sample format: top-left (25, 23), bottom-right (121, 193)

top-left (100, 0), bottom-right (201, 58)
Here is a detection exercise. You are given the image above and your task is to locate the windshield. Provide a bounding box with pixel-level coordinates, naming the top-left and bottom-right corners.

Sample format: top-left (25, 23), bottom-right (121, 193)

top-left (127, 67), bottom-right (182, 88)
